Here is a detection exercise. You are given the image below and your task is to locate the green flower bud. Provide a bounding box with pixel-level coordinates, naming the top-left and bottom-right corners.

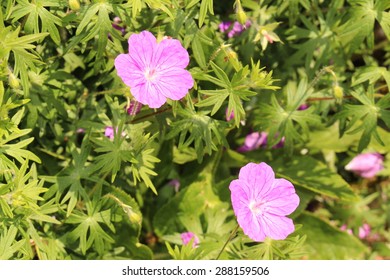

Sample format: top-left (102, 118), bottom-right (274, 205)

top-left (8, 72), bottom-right (20, 89)
top-left (333, 85), bottom-right (343, 98)
top-left (69, 0), bottom-right (80, 11)
top-left (129, 211), bottom-right (141, 224)
top-left (333, 85), bottom-right (343, 103)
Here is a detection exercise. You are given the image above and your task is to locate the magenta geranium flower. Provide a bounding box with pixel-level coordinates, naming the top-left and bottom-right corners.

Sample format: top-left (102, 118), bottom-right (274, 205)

top-left (237, 132), bottom-right (268, 152)
top-left (237, 132), bottom-right (285, 152)
top-left (114, 31), bottom-right (194, 108)
top-left (345, 152), bottom-right (383, 178)
top-left (180, 232), bottom-right (199, 247)
top-left (229, 162), bottom-right (299, 242)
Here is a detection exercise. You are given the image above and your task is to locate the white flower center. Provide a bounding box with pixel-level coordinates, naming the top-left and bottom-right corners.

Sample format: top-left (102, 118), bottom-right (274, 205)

top-left (249, 200), bottom-right (267, 216)
top-left (144, 67), bottom-right (157, 81)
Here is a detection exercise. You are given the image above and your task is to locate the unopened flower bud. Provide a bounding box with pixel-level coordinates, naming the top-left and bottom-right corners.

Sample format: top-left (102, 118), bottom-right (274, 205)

top-left (69, 0), bottom-right (80, 11)
top-left (8, 72), bottom-right (19, 89)
top-left (129, 211), bottom-right (141, 224)
top-left (333, 85), bottom-right (343, 103)
top-left (236, 8), bottom-right (248, 26)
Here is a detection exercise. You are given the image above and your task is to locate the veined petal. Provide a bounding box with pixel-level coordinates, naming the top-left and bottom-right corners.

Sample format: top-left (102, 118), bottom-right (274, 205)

top-left (115, 54), bottom-right (145, 87)
top-left (154, 37), bottom-right (190, 70)
top-left (260, 213), bottom-right (295, 240)
top-left (238, 163), bottom-right (275, 201)
top-left (115, 31), bottom-right (193, 108)
top-left (131, 81), bottom-right (167, 108)
top-left (229, 162), bottom-right (299, 242)
top-left (240, 211), bottom-right (266, 242)
top-left (230, 179), bottom-right (251, 210)
top-left (263, 178), bottom-right (300, 216)
top-left (154, 69), bottom-right (194, 100)
top-left (128, 31), bottom-right (156, 69)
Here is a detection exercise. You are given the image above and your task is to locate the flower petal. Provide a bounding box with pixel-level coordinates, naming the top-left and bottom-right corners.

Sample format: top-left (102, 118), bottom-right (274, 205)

top-left (263, 178), bottom-right (300, 216)
top-left (230, 181), bottom-right (267, 242)
top-left (114, 53), bottom-right (144, 88)
top-left (259, 213), bottom-right (295, 240)
top-left (154, 37), bottom-right (190, 70)
top-left (128, 31), bottom-right (156, 69)
top-left (229, 179), bottom-right (251, 211)
top-left (154, 68), bottom-right (194, 100)
top-left (241, 212), bottom-right (267, 242)
top-left (131, 81), bottom-right (167, 108)
top-left (238, 162), bottom-right (275, 201)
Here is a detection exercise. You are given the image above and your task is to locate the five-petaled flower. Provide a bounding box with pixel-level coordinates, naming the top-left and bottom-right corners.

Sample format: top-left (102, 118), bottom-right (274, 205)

top-left (229, 162), bottom-right (299, 242)
top-left (115, 31), bottom-right (194, 108)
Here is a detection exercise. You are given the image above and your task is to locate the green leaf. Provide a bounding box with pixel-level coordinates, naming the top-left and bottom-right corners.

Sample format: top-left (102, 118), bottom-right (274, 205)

top-left (191, 32), bottom-right (208, 69)
top-left (337, 0), bottom-right (376, 53)
top-left (197, 62), bottom-right (257, 127)
top-left (307, 122), bottom-right (361, 152)
top-left (129, 148), bottom-right (160, 194)
top-left (0, 226), bottom-right (24, 260)
top-left (0, 128), bottom-right (41, 164)
top-left (49, 141), bottom-right (98, 216)
top-left (198, 0), bottom-right (214, 27)
top-left (254, 94), bottom-right (321, 151)
top-left (166, 108), bottom-right (228, 163)
top-left (154, 170), bottom-right (222, 236)
top-left (272, 155), bottom-right (358, 201)
top-left (0, 25), bottom-right (48, 95)
top-left (352, 66), bottom-right (390, 89)
top-left (296, 212), bottom-right (368, 259)
top-left (12, 0), bottom-right (62, 45)
top-left (66, 201), bottom-right (115, 255)
top-left (335, 86), bottom-right (382, 152)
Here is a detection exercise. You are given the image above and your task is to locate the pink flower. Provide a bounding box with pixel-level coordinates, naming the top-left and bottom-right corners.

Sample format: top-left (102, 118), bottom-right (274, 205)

top-left (104, 126), bottom-right (125, 140)
top-left (237, 132), bottom-right (285, 152)
top-left (225, 108), bottom-right (234, 121)
top-left (345, 152), bottom-right (383, 178)
top-left (219, 20), bottom-right (251, 38)
top-left (358, 223), bottom-right (371, 239)
top-left (180, 232), bottom-right (199, 247)
top-left (219, 21), bottom-right (232, 33)
top-left (237, 132), bottom-right (268, 152)
top-left (340, 224), bottom-right (353, 235)
top-left (229, 162), bottom-right (300, 242)
top-left (115, 31), bottom-right (194, 108)
top-left (105, 126), bottom-right (115, 139)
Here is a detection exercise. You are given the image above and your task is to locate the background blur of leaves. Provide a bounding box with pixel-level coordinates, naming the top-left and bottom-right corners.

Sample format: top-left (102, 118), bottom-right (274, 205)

top-left (0, 0), bottom-right (390, 260)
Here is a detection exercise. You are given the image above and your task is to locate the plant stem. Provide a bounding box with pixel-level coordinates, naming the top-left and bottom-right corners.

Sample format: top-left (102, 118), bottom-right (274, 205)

top-left (215, 224), bottom-right (240, 260)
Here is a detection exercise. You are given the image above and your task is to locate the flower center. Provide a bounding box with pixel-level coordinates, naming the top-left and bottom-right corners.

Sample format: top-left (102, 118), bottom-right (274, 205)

top-left (249, 200), bottom-right (267, 216)
top-left (144, 67), bottom-right (157, 81)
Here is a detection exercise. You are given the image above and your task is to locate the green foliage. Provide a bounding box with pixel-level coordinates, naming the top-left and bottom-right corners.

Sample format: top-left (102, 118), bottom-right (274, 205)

top-left (335, 85), bottom-right (390, 152)
top-left (166, 107), bottom-right (228, 163)
top-left (272, 155), bottom-right (358, 201)
top-left (1, 0), bottom-right (389, 260)
top-left (296, 212), bottom-right (368, 259)
top-left (254, 77), bottom-right (322, 152)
